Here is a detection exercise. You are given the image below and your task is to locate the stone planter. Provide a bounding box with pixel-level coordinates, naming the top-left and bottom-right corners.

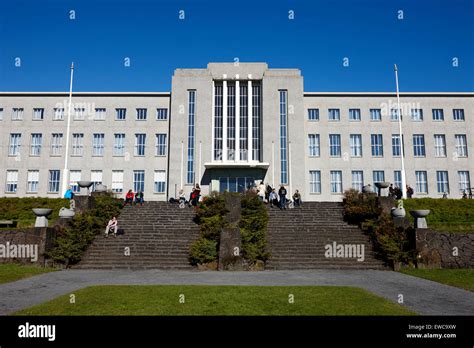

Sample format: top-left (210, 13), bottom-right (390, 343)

top-left (77, 181), bottom-right (93, 196)
top-left (410, 210), bottom-right (430, 229)
top-left (374, 182), bottom-right (390, 197)
top-left (32, 208), bottom-right (53, 227)
top-left (58, 207), bottom-right (75, 218)
top-left (362, 184), bottom-right (374, 194)
top-left (95, 184), bottom-right (107, 192)
top-left (391, 206), bottom-right (406, 218)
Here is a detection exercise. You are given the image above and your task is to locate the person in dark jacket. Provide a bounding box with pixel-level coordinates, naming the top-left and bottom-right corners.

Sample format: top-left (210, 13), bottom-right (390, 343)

top-left (278, 185), bottom-right (287, 210)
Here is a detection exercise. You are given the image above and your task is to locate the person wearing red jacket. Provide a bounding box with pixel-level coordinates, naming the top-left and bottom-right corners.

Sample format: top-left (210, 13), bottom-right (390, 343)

top-left (124, 189), bottom-right (134, 206)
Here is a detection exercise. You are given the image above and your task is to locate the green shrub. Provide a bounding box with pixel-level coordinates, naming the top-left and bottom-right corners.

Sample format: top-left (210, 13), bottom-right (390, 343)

top-left (189, 237), bottom-right (218, 265)
top-left (342, 189), bottom-right (381, 225)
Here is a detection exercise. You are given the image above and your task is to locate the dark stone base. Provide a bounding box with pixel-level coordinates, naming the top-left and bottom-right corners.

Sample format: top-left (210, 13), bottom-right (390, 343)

top-left (218, 227), bottom-right (243, 271)
top-left (74, 196), bottom-right (94, 214)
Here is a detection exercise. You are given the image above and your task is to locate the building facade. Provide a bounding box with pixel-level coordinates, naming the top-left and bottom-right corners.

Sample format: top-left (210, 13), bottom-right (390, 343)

top-left (1, 63), bottom-right (472, 201)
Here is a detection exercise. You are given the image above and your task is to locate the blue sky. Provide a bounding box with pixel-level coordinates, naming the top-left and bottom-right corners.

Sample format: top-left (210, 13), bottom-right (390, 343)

top-left (0, 0), bottom-right (472, 92)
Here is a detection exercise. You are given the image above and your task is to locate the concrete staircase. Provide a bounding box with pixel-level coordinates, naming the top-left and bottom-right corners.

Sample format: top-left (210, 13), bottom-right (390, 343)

top-left (75, 202), bottom-right (200, 270)
top-left (265, 202), bottom-right (386, 270)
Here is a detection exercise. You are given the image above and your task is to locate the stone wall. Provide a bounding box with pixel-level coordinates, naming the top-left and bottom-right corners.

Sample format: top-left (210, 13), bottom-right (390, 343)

top-left (416, 229), bottom-right (474, 268)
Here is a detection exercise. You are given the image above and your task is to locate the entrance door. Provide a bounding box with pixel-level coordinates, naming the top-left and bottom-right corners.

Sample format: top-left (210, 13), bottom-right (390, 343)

top-left (219, 177), bottom-right (255, 193)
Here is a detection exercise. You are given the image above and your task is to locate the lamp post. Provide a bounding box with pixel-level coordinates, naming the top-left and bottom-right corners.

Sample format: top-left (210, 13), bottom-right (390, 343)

top-left (394, 64), bottom-right (407, 199)
top-left (61, 62), bottom-right (74, 196)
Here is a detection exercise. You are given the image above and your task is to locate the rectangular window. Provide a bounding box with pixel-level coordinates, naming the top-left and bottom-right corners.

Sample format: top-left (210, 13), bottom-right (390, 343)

top-left (115, 108), bottom-right (126, 120)
top-left (329, 134), bottom-right (341, 157)
top-left (5, 170), bottom-right (18, 193)
top-left (228, 83), bottom-right (236, 161)
top-left (72, 133), bottom-right (84, 156)
top-left (113, 134), bottom-right (125, 156)
top-left (458, 171), bottom-right (471, 194)
top-left (154, 170), bottom-right (166, 193)
top-left (455, 134), bottom-right (468, 157)
top-left (33, 108), bottom-right (44, 120)
top-left (30, 133), bottom-right (43, 156)
top-left (187, 90), bottom-right (196, 184)
top-left (94, 108), bottom-right (106, 120)
top-left (436, 171), bottom-right (449, 194)
top-left (371, 134), bottom-right (384, 157)
top-left (133, 170), bottom-right (145, 193)
top-left (92, 134), bottom-right (105, 156)
top-left (373, 170), bottom-right (385, 195)
top-left (391, 108), bottom-right (401, 121)
top-left (12, 108), bottom-right (24, 120)
top-left (308, 134), bottom-right (320, 157)
top-left (280, 90), bottom-right (288, 184)
top-left (351, 171), bottom-right (364, 192)
top-left (27, 170), bottom-right (39, 193)
top-left (411, 109), bottom-right (423, 121)
top-left (252, 83), bottom-right (262, 162)
top-left (394, 170), bottom-right (402, 188)
top-left (349, 108), bottom-right (361, 121)
top-left (434, 135), bottom-right (446, 157)
top-left (51, 133), bottom-right (63, 155)
top-left (330, 170), bottom-right (343, 194)
top-left (74, 107), bottom-right (85, 120)
top-left (156, 108), bottom-right (168, 120)
top-left (111, 170), bottom-right (124, 193)
top-left (328, 108), bottom-right (340, 121)
top-left (214, 83), bottom-right (223, 160)
top-left (239, 84), bottom-right (248, 161)
top-left (415, 171), bottom-right (428, 194)
top-left (136, 108), bottom-right (147, 120)
top-left (48, 170), bottom-right (60, 193)
top-left (392, 134), bottom-right (401, 157)
top-left (155, 134), bottom-right (167, 156)
top-left (453, 109), bottom-right (465, 121)
top-left (69, 170), bottom-right (81, 193)
top-left (432, 109), bottom-right (444, 121)
top-left (413, 134), bottom-right (426, 157)
top-left (53, 108), bottom-right (64, 120)
top-left (309, 170), bottom-right (321, 194)
top-left (9, 133), bottom-right (21, 156)
top-left (135, 133), bottom-right (146, 156)
top-left (308, 108), bottom-right (319, 121)
top-left (91, 170), bottom-right (103, 192)
top-left (350, 134), bottom-right (362, 157)
top-left (370, 108), bottom-right (382, 121)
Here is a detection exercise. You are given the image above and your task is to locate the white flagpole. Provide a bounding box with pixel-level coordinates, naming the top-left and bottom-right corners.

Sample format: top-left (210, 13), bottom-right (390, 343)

top-left (394, 64), bottom-right (407, 199)
top-left (61, 62), bottom-right (74, 196)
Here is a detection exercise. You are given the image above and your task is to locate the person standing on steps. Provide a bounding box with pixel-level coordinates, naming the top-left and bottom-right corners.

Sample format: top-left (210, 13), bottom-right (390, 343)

top-left (278, 185), bottom-right (287, 210)
top-left (257, 181), bottom-right (266, 202)
top-left (104, 216), bottom-right (118, 238)
top-left (265, 184), bottom-right (272, 202)
top-left (191, 183), bottom-right (201, 207)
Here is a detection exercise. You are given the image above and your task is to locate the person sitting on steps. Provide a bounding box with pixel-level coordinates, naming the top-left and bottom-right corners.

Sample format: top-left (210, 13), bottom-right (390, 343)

top-left (124, 189), bottom-right (134, 206)
top-left (292, 190), bottom-right (302, 207)
top-left (104, 216), bottom-right (118, 238)
top-left (269, 188), bottom-right (278, 208)
top-left (135, 191), bottom-right (144, 206)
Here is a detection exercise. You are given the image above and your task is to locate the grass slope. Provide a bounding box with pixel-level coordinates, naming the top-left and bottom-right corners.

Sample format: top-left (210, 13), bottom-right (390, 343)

top-left (14, 285), bottom-right (415, 316)
top-left (0, 264), bottom-right (56, 284)
top-left (400, 269), bottom-right (474, 292)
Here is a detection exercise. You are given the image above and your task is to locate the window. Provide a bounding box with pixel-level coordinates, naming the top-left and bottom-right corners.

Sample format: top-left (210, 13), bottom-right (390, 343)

top-left (9, 133), bottom-right (21, 156)
top-left (455, 135), bottom-right (468, 157)
top-left (308, 108), bottom-right (319, 121)
top-left (51, 133), bottom-right (63, 155)
top-left (458, 171), bottom-right (471, 193)
top-left (5, 170), bottom-right (18, 193)
top-left (432, 109), bottom-right (444, 121)
top-left (12, 108), bottom-right (24, 120)
top-left (113, 134), bottom-right (125, 156)
top-left (308, 134), bottom-right (320, 157)
top-left (214, 83), bottom-right (223, 161)
top-left (330, 171), bottom-right (343, 194)
top-left (349, 109), bottom-right (361, 121)
top-left (155, 134), bottom-right (167, 156)
top-left (392, 134), bottom-right (401, 157)
top-left (0, 108), bottom-right (3, 120)
top-left (280, 90), bottom-right (288, 184)
top-left (350, 134), bottom-right (362, 157)
top-left (156, 108), bottom-right (168, 120)
top-left (228, 83), bottom-right (236, 161)
top-left (370, 108), bottom-right (382, 121)
top-left (411, 109), bottom-right (423, 121)
top-left (371, 134), bottom-right (383, 157)
top-left (92, 134), bottom-right (105, 156)
top-left (53, 108), bottom-right (64, 120)
top-left (72, 133), bottom-right (84, 156)
top-left (436, 171), bottom-right (449, 194)
top-left (413, 135), bottom-right (426, 157)
top-left (48, 170), bottom-right (60, 193)
top-left (74, 107), bottom-right (85, 120)
top-left (91, 170), bottom-right (103, 192)
top-left (219, 177), bottom-right (255, 193)
top-left (390, 108), bottom-right (401, 121)
top-left (373, 171), bottom-right (385, 195)
top-left (30, 133), bottom-right (43, 156)
top-left (154, 170), bottom-right (166, 193)
top-left (239, 83), bottom-right (248, 161)
top-left (394, 171), bottom-right (402, 188)
top-left (27, 170), bottom-right (39, 193)
top-left (94, 108), bottom-right (106, 120)
top-left (329, 134), bottom-right (341, 157)
top-left (115, 108), bottom-right (126, 120)
top-left (251, 83), bottom-right (262, 162)
top-left (453, 109), bottom-right (465, 121)
top-left (309, 170), bottom-right (321, 194)
top-left (328, 109), bottom-right (340, 121)
top-left (187, 90), bottom-right (196, 184)
top-left (434, 135), bottom-right (446, 157)
top-left (69, 170), bottom-right (81, 193)
top-left (136, 108), bottom-right (147, 120)
top-left (415, 171), bottom-right (428, 194)
top-left (33, 108), bottom-right (44, 120)
top-left (135, 133), bottom-right (146, 156)
top-left (351, 171), bottom-right (364, 192)
top-left (133, 170), bottom-right (145, 192)
top-left (111, 170), bottom-right (124, 193)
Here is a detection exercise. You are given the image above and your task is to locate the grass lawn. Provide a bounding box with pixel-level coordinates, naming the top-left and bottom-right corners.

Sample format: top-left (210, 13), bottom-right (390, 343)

top-left (400, 269), bottom-right (474, 292)
top-left (14, 285), bottom-right (415, 316)
top-left (0, 263), bottom-right (57, 284)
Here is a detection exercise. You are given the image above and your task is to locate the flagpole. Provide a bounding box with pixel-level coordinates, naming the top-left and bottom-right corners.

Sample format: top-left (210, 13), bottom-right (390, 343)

top-left (394, 64), bottom-right (407, 199)
top-left (61, 62), bottom-right (74, 196)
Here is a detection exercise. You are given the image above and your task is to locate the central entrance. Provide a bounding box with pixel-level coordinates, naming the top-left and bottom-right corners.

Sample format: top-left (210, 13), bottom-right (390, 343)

top-left (219, 177), bottom-right (255, 193)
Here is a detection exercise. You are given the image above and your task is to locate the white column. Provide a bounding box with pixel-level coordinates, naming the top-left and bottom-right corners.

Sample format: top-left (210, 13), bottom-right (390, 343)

top-left (222, 78), bottom-right (228, 162)
top-left (198, 141), bottom-right (202, 184)
top-left (235, 76), bottom-right (240, 162)
top-left (61, 62), bottom-right (74, 196)
top-left (211, 80), bottom-right (215, 161)
top-left (180, 141), bottom-right (184, 189)
top-left (247, 79), bottom-right (253, 162)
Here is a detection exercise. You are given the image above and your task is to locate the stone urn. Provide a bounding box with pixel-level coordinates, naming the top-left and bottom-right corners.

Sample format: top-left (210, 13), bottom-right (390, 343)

top-left (410, 210), bottom-right (430, 229)
top-left (32, 208), bottom-right (53, 227)
top-left (95, 184), bottom-right (107, 192)
top-left (77, 181), bottom-right (93, 196)
top-left (391, 202), bottom-right (406, 218)
top-left (59, 207), bottom-right (75, 219)
top-left (374, 182), bottom-right (390, 197)
top-left (362, 184), bottom-right (374, 194)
